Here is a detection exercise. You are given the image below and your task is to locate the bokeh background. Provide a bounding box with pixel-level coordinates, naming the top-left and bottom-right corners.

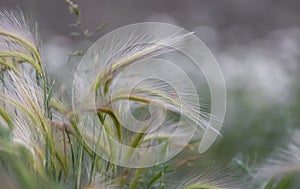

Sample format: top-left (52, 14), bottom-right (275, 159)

top-left (1, 0), bottom-right (300, 186)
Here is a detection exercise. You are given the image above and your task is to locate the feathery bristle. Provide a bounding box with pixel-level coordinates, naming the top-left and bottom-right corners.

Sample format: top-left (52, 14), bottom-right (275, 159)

top-left (255, 130), bottom-right (300, 180)
top-left (0, 70), bottom-right (45, 160)
top-left (171, 167), bottom-right (242, 189)
top-left (0, 8), bottom-right (39, 47)
top-left (0, 8), bottom-right (42, 74)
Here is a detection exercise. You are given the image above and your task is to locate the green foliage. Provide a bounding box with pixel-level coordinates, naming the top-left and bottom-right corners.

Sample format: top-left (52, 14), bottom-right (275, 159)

top-left (264, 176), bottom-right (293, 189)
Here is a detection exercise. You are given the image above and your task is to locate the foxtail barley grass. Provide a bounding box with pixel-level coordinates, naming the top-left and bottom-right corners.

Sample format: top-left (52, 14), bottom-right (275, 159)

top-left (0, 7), bottom-right (295, 189)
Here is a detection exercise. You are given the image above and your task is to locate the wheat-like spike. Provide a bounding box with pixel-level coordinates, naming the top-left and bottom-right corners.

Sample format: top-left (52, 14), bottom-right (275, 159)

top-left (0, 9), bottom-right (38, 45)
top-left (73, 24), bottom-right (220, 147)
top-left (255, 129), bottom-right (300, 181)
top-left (0, 8), bottom-right (42, 74)
top-left (0, 70), bottom-right (49, 178)
top-left (171, 166), bottom-right (243, 189)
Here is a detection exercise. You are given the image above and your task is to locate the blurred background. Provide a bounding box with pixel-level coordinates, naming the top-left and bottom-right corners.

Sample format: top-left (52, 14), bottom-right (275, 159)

top-left (1, 0), bottom-right (300, 185)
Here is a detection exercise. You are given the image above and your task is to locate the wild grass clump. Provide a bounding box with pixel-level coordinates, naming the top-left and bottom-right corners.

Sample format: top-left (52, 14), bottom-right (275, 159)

top-left (0, 5), bottom-right (299, 189)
